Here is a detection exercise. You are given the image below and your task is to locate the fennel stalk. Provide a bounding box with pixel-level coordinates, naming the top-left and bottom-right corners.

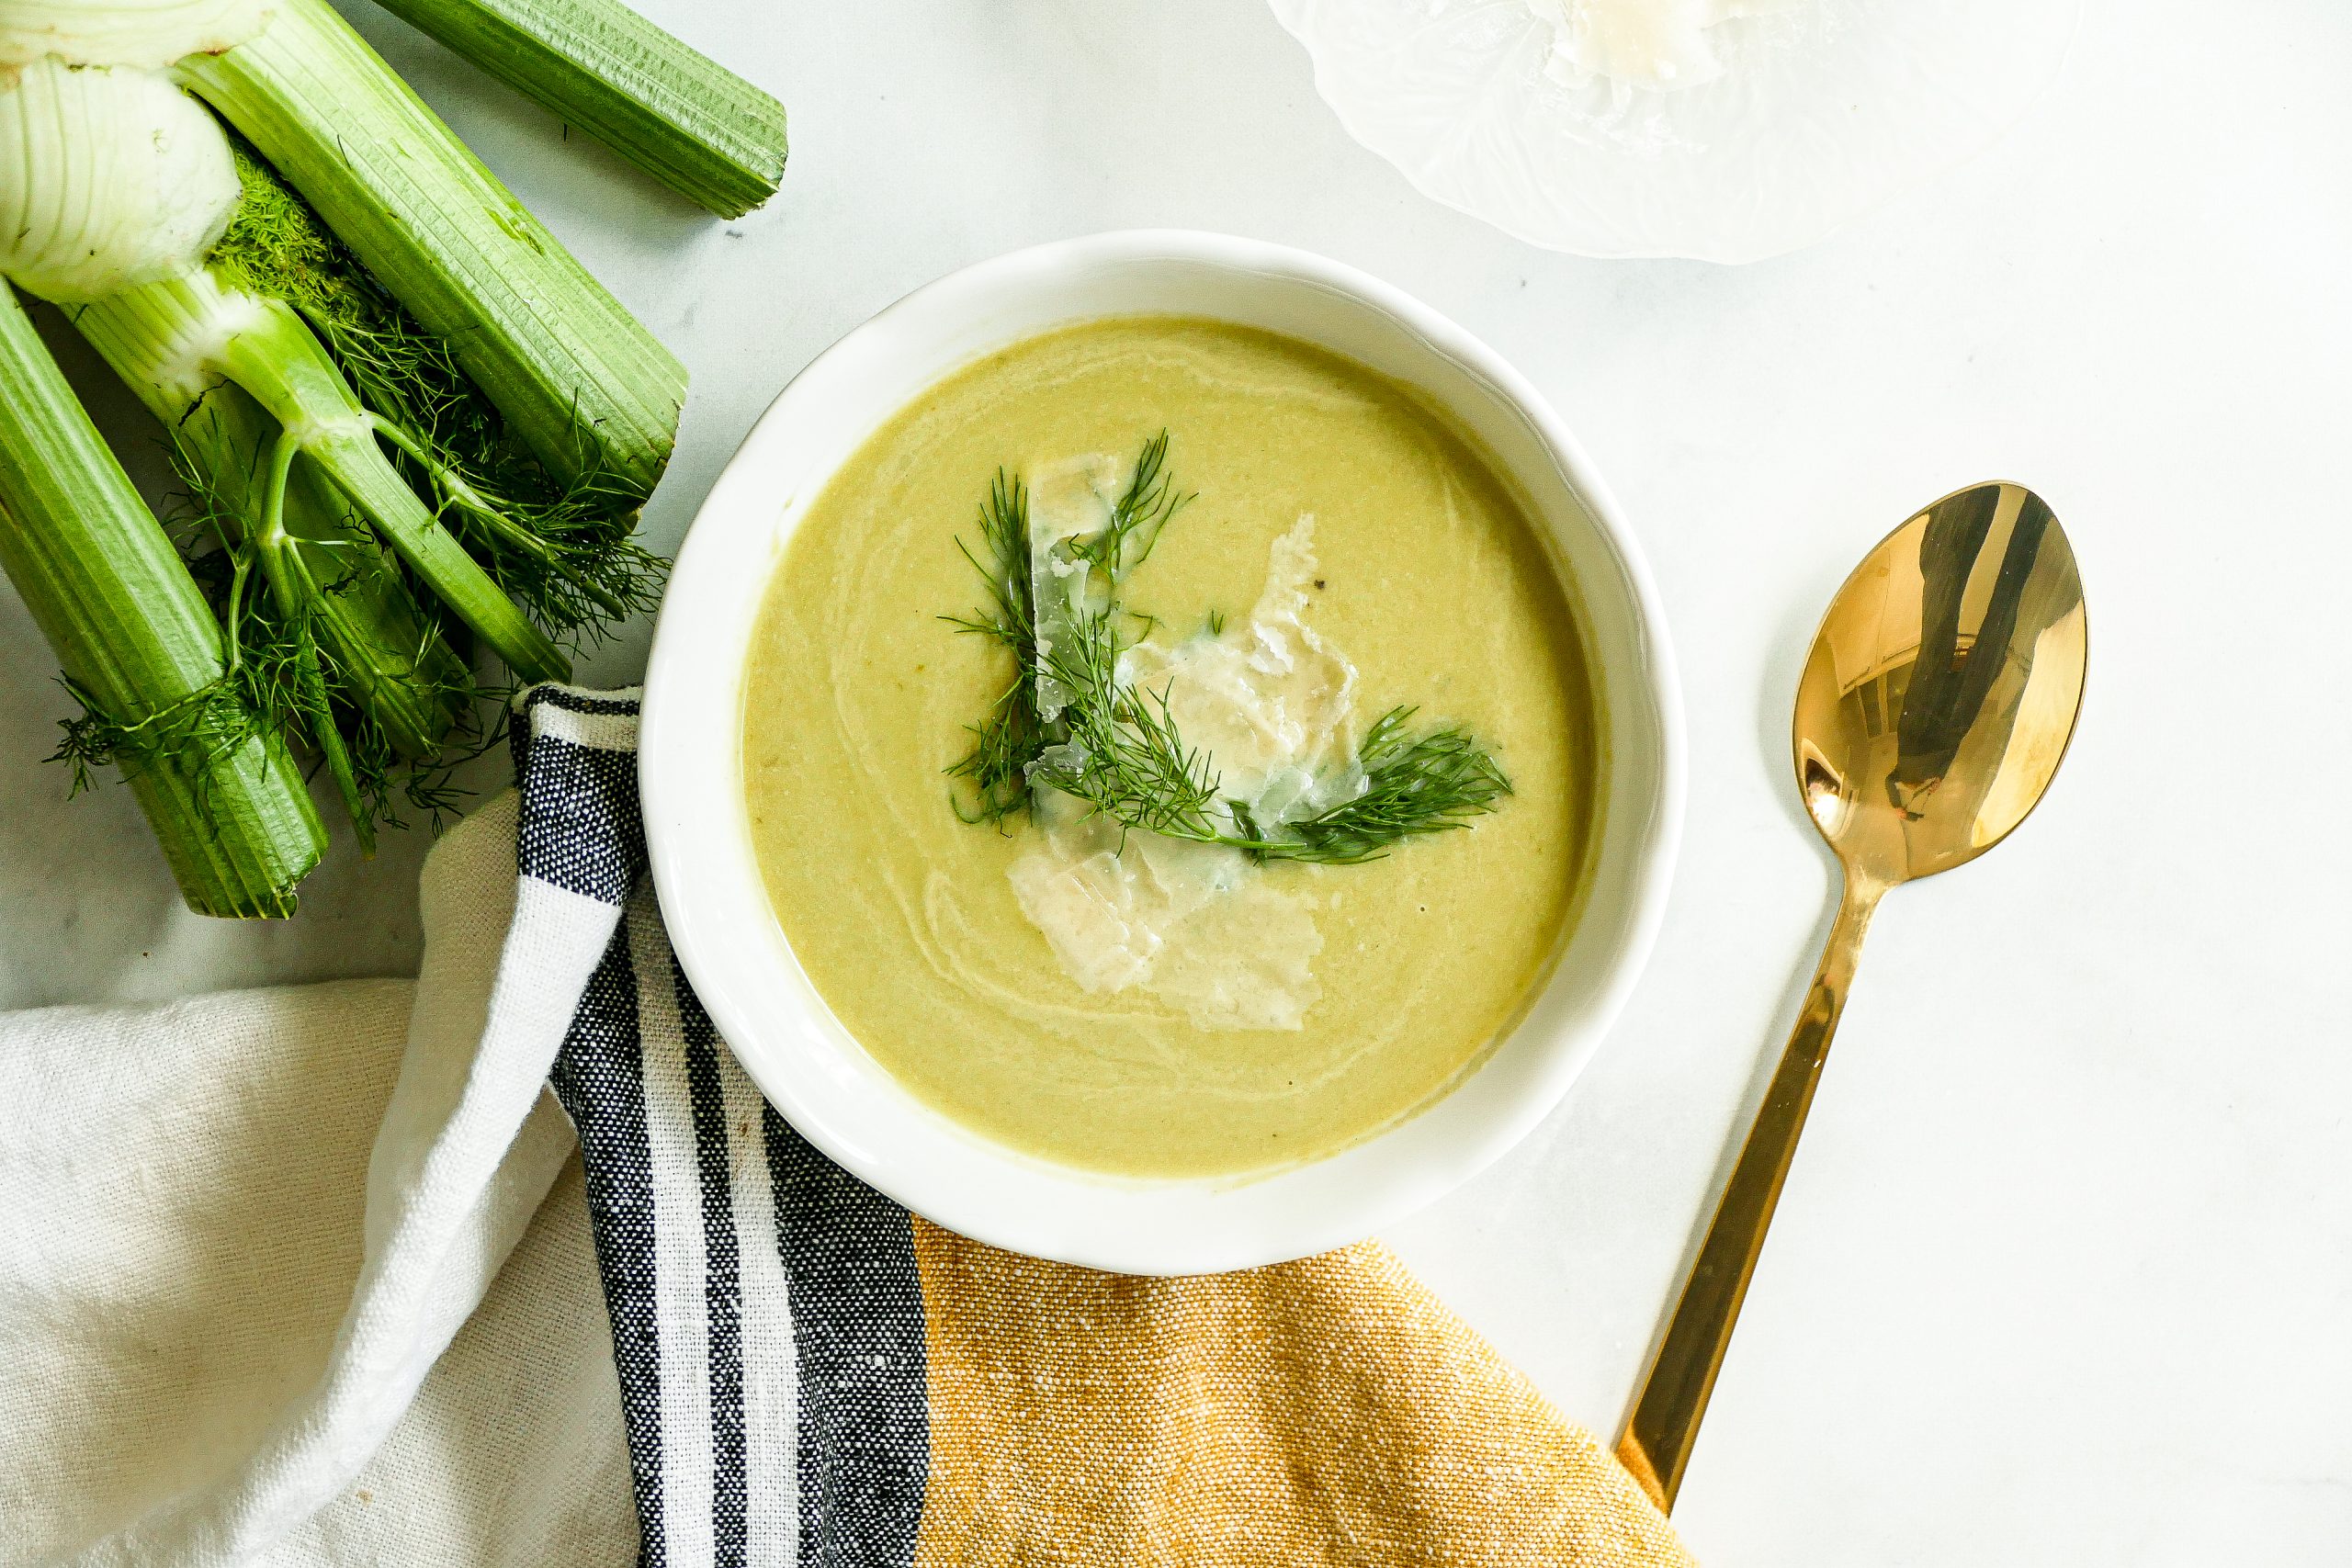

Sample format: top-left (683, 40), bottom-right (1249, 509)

top-left (370, 0), bottom-right (788, 218)
top-left (0, 283), bottom-right (325, 916)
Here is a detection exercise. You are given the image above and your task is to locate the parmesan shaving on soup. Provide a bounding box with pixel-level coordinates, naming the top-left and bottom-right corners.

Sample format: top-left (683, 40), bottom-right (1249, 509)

top-left (1007, 509), bottom-right (1363, 1032)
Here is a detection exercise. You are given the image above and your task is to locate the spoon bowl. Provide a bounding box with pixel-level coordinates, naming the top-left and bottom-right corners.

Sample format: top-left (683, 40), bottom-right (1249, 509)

top-left (1618, 481), bottom-right (2086, 1510)
top-left (1797, 483), bottom-right (2087, 885)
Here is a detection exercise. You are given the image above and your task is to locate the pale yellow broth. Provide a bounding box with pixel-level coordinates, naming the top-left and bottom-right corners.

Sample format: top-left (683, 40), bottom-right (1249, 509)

top-left (741, 319), bottom-right (1599, 1178)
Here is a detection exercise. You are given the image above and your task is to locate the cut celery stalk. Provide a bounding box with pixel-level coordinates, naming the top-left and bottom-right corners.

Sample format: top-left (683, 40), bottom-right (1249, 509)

top-left (178, 0), bottom-right (686, 499)
top-left (0, 283), bottom-right (324, 917)
top-left (369, 0), bottom-right (787, 218)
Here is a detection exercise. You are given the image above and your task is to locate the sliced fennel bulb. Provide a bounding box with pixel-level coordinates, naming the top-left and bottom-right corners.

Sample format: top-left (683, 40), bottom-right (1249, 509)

top-left (0, 59), bottom-right (239, 300)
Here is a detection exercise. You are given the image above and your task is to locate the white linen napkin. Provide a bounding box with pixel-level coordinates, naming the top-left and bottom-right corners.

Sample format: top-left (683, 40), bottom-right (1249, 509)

top-left (1, 685), bottom-right (918, 1568)
top-left (0, 695), bottom-right (638, 1567)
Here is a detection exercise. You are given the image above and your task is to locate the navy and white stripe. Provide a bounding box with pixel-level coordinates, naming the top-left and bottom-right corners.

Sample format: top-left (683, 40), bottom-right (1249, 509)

top-left (517, 685), bottom-right (931, 1568)
top-left (766, 1109), bottom-right (929, 1567)
top-left (549, 922), bottom-right (666, 1560)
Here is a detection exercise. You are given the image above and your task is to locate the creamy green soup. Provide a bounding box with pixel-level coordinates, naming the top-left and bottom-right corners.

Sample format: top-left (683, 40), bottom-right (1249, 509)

top-left (741, 318), bottom-right (1599, 1178)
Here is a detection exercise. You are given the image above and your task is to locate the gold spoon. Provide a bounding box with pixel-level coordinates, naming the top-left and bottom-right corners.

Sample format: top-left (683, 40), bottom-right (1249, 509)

top-left (1616, 481), bottom-right (2087, 1511)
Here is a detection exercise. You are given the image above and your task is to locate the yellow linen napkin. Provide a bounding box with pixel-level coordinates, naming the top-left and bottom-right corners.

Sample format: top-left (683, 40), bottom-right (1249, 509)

top-left (914, 1227), bottom-right (1691, 1565)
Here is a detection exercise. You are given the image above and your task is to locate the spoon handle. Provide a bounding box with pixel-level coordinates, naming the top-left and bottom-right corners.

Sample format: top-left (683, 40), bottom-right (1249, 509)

top-left (1616, 869), bottom-right (1886, 1511)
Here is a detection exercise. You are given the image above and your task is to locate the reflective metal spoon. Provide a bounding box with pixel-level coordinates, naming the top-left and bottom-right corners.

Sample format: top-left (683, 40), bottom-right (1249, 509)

top-left (1616, 481), bottom-right (2088, 1511)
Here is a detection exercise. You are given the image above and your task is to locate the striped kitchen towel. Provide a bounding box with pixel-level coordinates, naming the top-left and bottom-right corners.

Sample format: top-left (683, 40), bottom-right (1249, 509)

top-left (517, 683), bottom-right (1692, 1568)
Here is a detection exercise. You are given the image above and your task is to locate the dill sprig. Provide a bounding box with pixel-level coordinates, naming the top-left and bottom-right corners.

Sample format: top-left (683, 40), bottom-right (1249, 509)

top-left (210, 534), bottom-right (486, 838)
top-left (1255, 706), bottom-right (1512, 864)
top-left (176, 440), bottom-right (489, 838)
top-left (50, 572), bottom-right (482, 840)
top-left (944, 433), bottom-right (1512, 863)
top-left (944, 436), bottom-right (1199, 825)
top-left (943, 468), bottom-right (1046, 825)
top-left (1069, 427), bottom-right (1188, 579)
top-left (49, 673), bottom-right (260, 802)
top-left (1029, 600), bottom-right (1224, 841)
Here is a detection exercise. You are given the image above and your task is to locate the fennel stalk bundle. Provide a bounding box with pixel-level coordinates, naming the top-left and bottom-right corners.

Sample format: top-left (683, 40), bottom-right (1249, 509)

top-left (0, 0), bottom-right (786, 916)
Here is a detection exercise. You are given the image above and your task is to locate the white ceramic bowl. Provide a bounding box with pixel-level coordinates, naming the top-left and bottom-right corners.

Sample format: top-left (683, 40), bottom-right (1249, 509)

top-left (641, 232), bottom-right (1682, 1274)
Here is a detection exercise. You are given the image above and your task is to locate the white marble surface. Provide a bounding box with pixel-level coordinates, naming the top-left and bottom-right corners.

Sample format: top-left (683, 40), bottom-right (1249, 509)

top-left (6, 0), bottom-right (2350, 1560)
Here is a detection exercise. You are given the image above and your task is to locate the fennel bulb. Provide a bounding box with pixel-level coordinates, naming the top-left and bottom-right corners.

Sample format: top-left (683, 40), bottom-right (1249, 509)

top-left (0, 59), bottom-right (239, 301)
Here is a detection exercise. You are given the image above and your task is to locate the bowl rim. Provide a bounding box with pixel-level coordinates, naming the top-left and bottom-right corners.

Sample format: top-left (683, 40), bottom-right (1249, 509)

top-left (640, 230), bottom-right (1685, 1273)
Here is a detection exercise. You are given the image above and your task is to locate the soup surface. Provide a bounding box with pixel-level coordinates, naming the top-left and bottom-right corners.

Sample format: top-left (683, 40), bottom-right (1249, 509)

top-left (741, 318), bottom-right (1599, 1178)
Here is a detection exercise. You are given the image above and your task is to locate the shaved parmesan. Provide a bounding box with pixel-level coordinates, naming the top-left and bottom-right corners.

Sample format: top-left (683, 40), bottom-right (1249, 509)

top-left (1007, 509), bottom-right (1357, 1032)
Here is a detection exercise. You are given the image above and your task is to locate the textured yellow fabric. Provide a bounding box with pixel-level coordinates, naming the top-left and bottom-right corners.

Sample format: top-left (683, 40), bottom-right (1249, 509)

top-left (910, 1224), bottom-right (1694, 1567)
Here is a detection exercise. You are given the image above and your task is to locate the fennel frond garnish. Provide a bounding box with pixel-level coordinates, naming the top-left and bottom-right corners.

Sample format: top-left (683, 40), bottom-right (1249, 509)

top-left (944, 433), bottom-right (1512, 864)
top-left (942, 468), bottom-right (1047, 827)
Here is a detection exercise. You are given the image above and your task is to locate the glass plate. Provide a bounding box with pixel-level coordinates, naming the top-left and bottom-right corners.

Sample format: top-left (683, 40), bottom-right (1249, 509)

top-left (1268, 0), bottom-right (2081, 262)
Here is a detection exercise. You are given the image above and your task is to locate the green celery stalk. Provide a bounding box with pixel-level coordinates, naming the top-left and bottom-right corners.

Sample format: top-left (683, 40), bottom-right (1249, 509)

top-left (177, 0), bottom-right (686, 500)
top-left (368, 0), bottom-right (787, 218)
top-left (0, 284), bottom-right (325, 918)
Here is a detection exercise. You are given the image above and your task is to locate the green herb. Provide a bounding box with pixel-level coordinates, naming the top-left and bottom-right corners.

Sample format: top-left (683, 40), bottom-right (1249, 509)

top-left (1258, 706), bottom-right (1512, 864)
top-left (945, 434), bottom-right (1511, 864)
top-left (58, 143), bottom-right (654, 843)
top-left (209, 140), bottom-right (665, 641)
top-left (1027, 599), bottom-right (1226, 842)
top-left (163, 374), bottom-right (491, 845)
top-left (942, 469), bottom-right (1046, 826)
top-left (1068, 428), bottom-right (1190, 580)
top-left (177, 0), bottom-right (687, 499)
